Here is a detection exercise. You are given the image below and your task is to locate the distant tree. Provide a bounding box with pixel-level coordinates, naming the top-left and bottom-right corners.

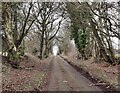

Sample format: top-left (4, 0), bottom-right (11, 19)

top-left (34, 2), bottom-right (64, 59)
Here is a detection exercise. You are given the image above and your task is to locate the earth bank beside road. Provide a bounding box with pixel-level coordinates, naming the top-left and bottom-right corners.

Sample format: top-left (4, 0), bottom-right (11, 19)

top-left (60, 55), bottom-right (119, 92)
top-left (2, 54), bottom-right (52, 91)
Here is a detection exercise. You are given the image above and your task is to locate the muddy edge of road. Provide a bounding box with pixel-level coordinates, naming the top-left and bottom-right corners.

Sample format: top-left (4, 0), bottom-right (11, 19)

top-left (60, 56), bottom-right (119, 93)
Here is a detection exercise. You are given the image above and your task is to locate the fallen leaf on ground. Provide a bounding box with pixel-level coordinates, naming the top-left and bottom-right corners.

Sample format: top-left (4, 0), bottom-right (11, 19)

top-left (89, 83), bottom-right (106, 86)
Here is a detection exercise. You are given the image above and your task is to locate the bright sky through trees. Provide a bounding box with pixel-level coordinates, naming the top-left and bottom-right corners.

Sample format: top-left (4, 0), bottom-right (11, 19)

top-left (53, 45), bottom-right (59, 56)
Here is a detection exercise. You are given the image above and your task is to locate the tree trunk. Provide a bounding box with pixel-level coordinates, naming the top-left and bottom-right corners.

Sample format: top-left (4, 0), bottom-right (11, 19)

top-left (39, 19), bottom-right (46, 59)
top-left (91, 19), bottom-right (113, 64)
top-left (2, 3), bottom-right (17, 60)
top-left (39, 30), bottom-right (44, 59)
top-left (13, 3), bottom-right (18, 46)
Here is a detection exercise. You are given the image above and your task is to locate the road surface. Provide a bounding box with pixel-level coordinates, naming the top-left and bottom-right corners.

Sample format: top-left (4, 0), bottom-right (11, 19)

top-left (45, 56), bottom-right (103, 91)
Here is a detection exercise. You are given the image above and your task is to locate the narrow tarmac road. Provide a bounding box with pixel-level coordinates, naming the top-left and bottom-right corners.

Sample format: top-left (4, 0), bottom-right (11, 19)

top-left (45, 56), bottom-right (103, 91)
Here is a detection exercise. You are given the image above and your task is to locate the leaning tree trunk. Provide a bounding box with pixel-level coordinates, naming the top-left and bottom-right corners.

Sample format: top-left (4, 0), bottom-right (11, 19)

top-left (2, 3), bottom-right (17, 61)
top-left (90, 19), bottom-right (113, 64)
